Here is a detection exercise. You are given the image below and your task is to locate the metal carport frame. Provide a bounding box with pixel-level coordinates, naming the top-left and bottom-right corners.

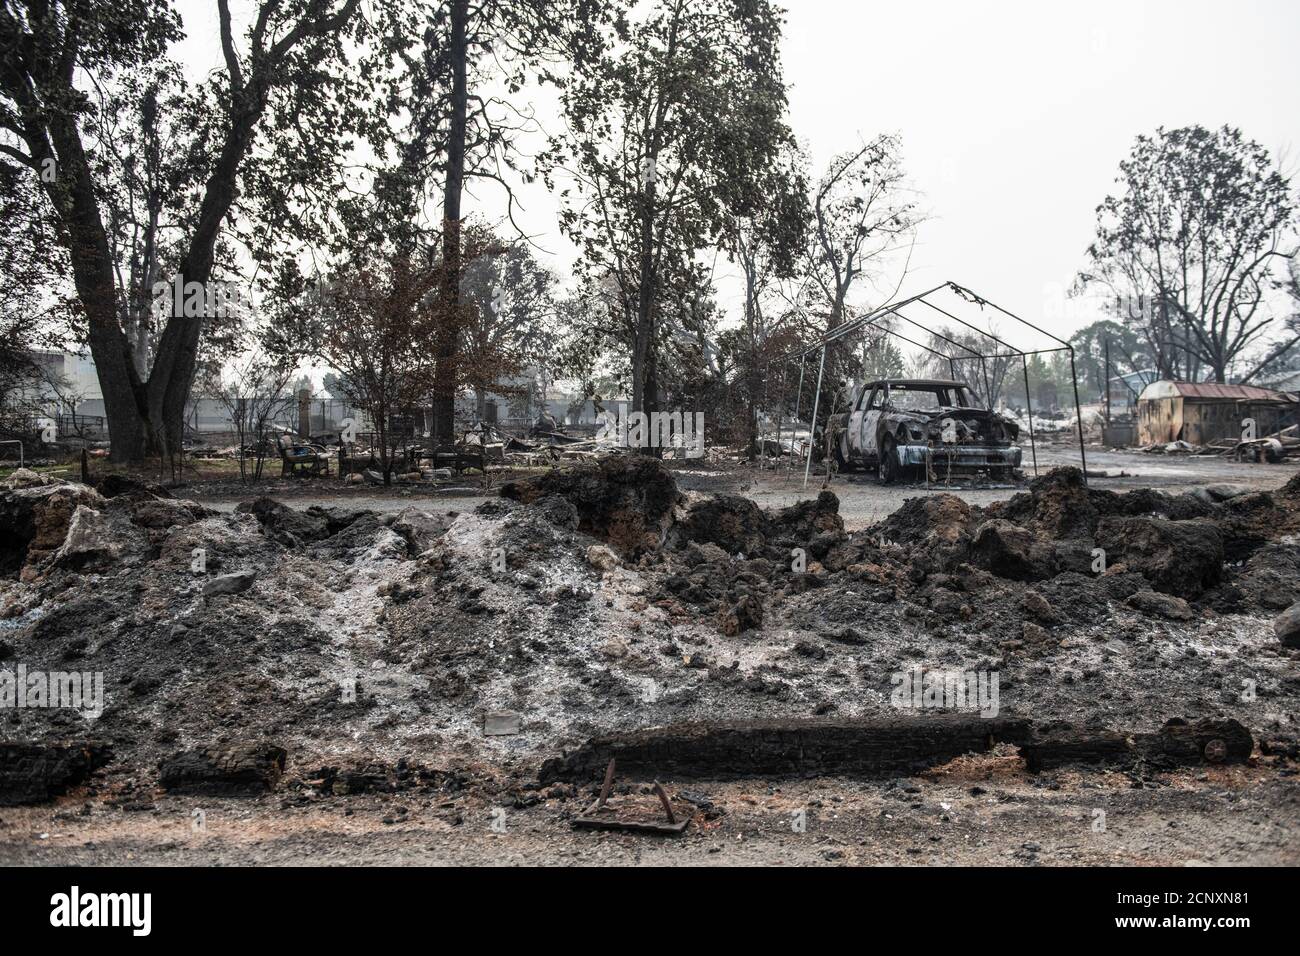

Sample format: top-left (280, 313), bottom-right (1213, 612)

top-left (769, 281), bottom-right (1088, 489)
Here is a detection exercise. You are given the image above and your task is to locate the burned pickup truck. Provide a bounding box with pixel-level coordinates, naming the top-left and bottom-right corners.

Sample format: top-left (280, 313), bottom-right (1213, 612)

top-left (826, 379), bottom-right (1022, 483)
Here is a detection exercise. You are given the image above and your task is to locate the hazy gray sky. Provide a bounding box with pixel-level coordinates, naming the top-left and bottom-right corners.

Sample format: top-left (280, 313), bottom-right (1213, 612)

top-left (775, 0), bottom-right (1300, 339)
top-left (176, 0), bottom-right (1300, 344)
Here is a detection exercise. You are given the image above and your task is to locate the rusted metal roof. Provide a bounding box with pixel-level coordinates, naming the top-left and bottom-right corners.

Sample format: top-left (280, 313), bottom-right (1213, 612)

top-left (1138, 380), bottom-right (1298, 403)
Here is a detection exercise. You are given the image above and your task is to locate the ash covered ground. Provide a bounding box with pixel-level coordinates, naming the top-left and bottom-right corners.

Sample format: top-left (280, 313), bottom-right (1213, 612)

top-left (1, 458), bottom-right (1297, 864)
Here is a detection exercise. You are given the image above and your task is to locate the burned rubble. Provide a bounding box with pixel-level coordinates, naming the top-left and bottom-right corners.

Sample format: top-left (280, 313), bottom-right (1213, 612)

top-left (0, 460), bottom-right (1297, 807)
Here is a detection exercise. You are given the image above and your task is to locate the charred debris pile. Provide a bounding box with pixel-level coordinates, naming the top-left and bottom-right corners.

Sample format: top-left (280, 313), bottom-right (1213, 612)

top-left (0, 460), bottom-right (1297, 804)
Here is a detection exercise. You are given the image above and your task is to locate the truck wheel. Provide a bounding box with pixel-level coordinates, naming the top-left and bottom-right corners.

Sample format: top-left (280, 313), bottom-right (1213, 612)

top-left (834, 435), bottom-right (854, 472)
top-left (878, 436), bottom-right (900, 484)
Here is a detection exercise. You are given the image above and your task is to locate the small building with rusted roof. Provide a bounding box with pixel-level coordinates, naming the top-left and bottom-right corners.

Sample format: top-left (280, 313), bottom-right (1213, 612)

top-left (1136, 380), bottom-right (1300, 446)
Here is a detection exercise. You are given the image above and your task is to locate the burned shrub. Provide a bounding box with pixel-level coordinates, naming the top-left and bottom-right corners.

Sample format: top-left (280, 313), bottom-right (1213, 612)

top-left (0, 742), bottom-right (113, 805)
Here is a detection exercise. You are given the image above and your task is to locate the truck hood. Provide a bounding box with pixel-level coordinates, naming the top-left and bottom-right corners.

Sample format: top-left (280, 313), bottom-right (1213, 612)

top-left (894, 407), bottom-right (1019, 443)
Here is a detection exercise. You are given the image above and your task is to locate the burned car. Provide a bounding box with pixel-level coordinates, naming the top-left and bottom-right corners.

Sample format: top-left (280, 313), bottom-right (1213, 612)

top-left (826, 379), bottom-right (1022, 483)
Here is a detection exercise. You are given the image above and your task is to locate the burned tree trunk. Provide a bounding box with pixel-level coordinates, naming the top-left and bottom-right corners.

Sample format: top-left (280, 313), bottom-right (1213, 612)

top-left (431, 0), bottom-right (470, 444)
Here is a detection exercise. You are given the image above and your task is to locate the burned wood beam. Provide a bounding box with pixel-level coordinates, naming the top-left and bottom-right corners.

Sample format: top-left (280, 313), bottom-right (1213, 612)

top-left (541, 717), bottom-right (1034, 783)
top-left (541, 717), bottom-right (1254, 784)
top-left (157, 743), bottom-right (287, 796)
top-left (0, 742), bottom-right (113, 806)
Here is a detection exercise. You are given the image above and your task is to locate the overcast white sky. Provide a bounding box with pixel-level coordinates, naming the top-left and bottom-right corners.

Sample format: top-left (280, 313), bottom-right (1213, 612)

top-left (176, 0), bottom-right (1300, 345)
top-left (777, 0), bottom-right (1300, 338)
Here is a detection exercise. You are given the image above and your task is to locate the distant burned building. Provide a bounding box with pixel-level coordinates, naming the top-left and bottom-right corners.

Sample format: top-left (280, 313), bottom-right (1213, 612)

top-left (1136, 381), bottom-right (1299, 445)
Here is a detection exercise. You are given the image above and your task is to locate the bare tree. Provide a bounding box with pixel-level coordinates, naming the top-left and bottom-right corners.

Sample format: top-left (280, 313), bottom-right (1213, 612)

top-left (1080, 125), bottom-right (1297, 383)
top-left (200, 341), bottom-right (300, 483)
top-left (724, 144), bottom-right (807, 458)
top-left (393, 0), bottom-right (613, 442)
top-left (919, 326), bottom-right (1015, 409)
top-left (1246, 257), bottom-right (1300, 382)
top-left (805, 135), bottom-right (919, 334)
top-left (544, 0), bottom-right (797, 422)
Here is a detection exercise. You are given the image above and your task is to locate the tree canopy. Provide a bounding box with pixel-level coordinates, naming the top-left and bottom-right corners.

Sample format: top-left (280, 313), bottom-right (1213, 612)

top-left (1080, 125), bottom-right (1297, 384)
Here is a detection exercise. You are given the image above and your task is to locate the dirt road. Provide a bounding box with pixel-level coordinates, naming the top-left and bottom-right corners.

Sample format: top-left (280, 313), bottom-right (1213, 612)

top-left (4, 763), bottom-right (1294, 866)
top-left (684, 446), bottom-right (1300, 531)
top-left (187, 448), bottom-right (1300, 535)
